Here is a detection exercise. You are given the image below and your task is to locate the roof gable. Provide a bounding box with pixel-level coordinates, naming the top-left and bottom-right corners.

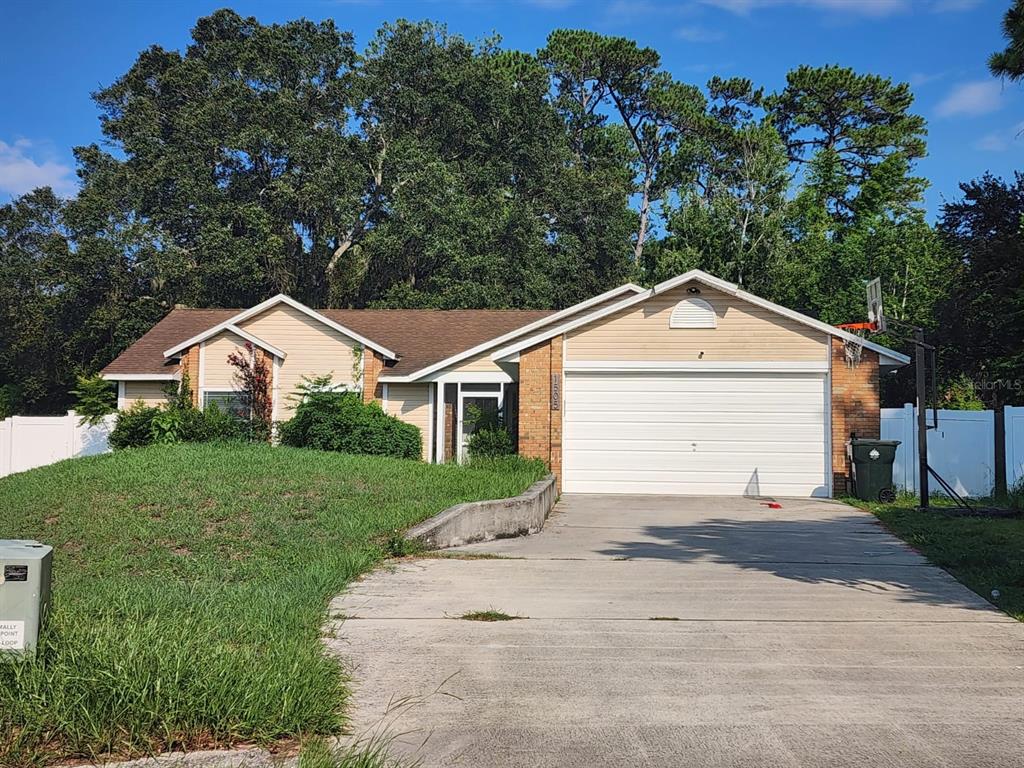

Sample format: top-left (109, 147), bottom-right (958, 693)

top-left (162, 295), bottom-right (398, 361)
top-left (490, 270), bottom-right (910, 366)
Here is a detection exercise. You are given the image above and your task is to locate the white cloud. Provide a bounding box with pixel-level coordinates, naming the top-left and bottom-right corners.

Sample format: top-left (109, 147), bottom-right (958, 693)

top-left (700, 0), bottom-right (909, 17)
top-left (973, 122), bottom-right (1024, 152)
top-left (0, 139), bottom-right (77, 199)
top-left (675, 25), bottom-right (725, 42)
top-left (908, 71), bottom-right (945, 88)
top-left (936, 80), bottom-right (1003, 117)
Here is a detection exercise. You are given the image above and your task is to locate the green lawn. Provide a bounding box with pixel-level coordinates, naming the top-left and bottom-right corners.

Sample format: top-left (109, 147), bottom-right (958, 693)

top-left (0, 443), bottom-right (545, 767)
top-left (851, 496), bottom-right (1024, 621)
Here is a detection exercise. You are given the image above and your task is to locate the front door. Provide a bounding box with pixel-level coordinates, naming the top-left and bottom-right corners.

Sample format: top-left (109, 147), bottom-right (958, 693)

top-left (457, 384), bottom-right (503, 461)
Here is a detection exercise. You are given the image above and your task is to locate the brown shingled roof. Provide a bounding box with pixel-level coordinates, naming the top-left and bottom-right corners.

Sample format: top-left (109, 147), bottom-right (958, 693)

top-left (101, 306), bottom-right (556, 378)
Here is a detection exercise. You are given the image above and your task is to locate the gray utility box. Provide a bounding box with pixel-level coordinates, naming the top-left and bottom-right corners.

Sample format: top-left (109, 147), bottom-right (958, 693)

top-left (0, 540), bottom-right (53, 654)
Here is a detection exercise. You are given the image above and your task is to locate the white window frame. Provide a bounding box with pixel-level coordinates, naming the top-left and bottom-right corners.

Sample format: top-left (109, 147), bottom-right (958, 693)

top-left (456, 383), bottom-right (506, 463)
top-left (202, 389), bottom-right (247, 415)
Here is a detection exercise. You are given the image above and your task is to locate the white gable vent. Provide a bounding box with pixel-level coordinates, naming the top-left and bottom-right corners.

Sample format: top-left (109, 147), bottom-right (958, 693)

top-left (669, 297), bottom-right (716, 329)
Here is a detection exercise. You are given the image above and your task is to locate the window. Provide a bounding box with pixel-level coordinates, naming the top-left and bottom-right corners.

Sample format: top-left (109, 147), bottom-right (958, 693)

top-left (203, 390), bottom-right (247, 417)
top-left (669, 298), bottom-right (716, 329)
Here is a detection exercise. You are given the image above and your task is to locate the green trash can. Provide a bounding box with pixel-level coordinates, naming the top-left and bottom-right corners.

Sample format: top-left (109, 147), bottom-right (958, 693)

top-left (847, 438), bottom-right (901, 503)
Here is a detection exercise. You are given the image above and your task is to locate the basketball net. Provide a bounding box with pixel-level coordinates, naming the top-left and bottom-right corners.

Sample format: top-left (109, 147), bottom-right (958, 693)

top-left (844, 335), bottom-right (864, 368)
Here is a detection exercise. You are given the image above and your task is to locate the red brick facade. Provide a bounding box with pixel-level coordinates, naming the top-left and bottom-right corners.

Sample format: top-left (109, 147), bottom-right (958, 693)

top-left (362, 350), bottom-right (385, 404)
top-left (830, 337), bottom-right (880, 495)
top-left (517, 336), bottom-right (563, 488)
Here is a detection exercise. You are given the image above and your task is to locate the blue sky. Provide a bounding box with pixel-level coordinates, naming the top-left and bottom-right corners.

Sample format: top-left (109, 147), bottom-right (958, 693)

top-left (0, 0), bottom-right (1019, 217)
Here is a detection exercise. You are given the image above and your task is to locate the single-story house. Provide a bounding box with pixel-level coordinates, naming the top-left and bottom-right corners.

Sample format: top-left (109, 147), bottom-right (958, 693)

top-left (101, 269), bottom-right (909, 497)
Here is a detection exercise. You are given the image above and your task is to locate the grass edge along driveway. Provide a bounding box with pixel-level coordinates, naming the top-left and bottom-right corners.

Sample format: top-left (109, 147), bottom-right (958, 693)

top-left (0, 442), bottom-right (545, 767)
top-left (849, 496), bottom-right (1024, 622)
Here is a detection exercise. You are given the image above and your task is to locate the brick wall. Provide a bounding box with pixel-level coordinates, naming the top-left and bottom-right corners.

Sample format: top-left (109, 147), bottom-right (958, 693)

top-left (362, 351), bottom-right (385, 404)
top-left (517, 336), bottom-right (563, 487)
top-left (831, 337), bottom-right (880, 495)
top-left (179, 345), bottom-right (200, 407)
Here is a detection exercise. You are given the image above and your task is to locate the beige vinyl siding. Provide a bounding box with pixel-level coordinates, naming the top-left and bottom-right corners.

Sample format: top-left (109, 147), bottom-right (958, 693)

top-left (123, 381), bottom-right (171, 408)
top-left (202, 331), bottom-right (247, 391)
top-left (439, 350), bottom-right (504, 375)
top-left (431, 296), bottom-right (636, 376)
top-left (566, 284), bottom-right (828, 362)
top-left (385, 384), bottom-right (431, 460)
top-left (239, 304), bottom-right (359, 418)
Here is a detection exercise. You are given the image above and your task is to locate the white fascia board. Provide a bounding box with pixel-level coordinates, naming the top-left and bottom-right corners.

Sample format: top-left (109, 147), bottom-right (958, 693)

top-left (386, 282), bottom-right (646, 383)
top-left (102, 373), bottom-right (178, 381)
top-left (222, 324), bottom-right (287, 360)
top-left (564, 360), bottom-right (829, 373)
top-left (492, 268), bottom-right (911, 367)
top-left (162, 294), bottom-right (397, 360)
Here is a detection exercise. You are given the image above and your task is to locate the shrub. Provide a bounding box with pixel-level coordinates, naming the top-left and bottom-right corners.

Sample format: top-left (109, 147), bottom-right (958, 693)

top-left (467, 425), bottom-right (515, 458)
top-left (109, 402), bottom-right (161, 449)
top-left (278, 391), bottom-right (421, 459)
top-left (70, 374), bottom-right (116, 425)
top-left (111, 401), bottom-right (249, 450)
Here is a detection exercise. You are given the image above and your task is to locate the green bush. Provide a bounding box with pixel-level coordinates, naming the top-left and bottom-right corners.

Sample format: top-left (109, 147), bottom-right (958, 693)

top-left (111, 402), bottom-right (249, 449)
top-left (109, 402), bottom-right (161, 449)
top-left (467, 425), bottom-right (515, 458)
top-left (278, 391), bottom-right (421, 459)
top-left (69, 374), bottom-right (116, 425)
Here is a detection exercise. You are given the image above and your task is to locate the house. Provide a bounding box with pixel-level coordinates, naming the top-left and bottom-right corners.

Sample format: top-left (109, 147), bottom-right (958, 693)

top-left (101, 270), bottom-right (909, 497)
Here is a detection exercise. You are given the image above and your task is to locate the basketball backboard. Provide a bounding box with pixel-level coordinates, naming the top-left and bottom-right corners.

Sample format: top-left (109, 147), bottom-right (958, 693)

top-left (866, 278), bottom-right (885, 333)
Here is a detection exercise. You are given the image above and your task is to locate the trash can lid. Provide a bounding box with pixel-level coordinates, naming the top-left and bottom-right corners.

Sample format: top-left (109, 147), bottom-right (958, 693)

top-left (848, 439), bottom-right (901, 447)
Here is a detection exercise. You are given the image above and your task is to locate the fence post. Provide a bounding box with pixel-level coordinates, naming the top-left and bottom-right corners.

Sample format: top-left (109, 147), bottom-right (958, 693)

top-left (0, 418), bottom-right (11, 478)
top-left (903, 403), bottom-right (916, 492)
top-left (994, 406), bottom-right (1007, 499)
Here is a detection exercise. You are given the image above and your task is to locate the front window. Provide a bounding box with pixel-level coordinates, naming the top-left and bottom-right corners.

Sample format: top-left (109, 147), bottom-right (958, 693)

top-left (203, 390), bottom-right (248, 418)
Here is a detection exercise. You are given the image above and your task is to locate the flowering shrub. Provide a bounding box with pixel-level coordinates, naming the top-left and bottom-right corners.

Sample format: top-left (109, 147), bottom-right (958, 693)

top-left (227, 342), bottom-right (273, 441)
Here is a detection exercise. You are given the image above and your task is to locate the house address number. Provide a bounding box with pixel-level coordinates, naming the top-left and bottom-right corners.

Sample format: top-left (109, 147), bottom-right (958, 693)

top-left (551, 373), bottom-right (561, 410)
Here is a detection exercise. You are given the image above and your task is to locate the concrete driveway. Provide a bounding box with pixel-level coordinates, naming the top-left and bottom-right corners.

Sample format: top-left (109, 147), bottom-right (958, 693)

top-left (329, 495), bottom-right (1024, 767)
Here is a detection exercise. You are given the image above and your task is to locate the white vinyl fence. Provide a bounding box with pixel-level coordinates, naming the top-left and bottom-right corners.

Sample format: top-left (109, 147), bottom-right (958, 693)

top-left (1008, 406), bottom-right (1024, 492)
top-left (0, 412), bottom-right (115, 479)
top-left (882, 405), bottom-right (1024, 498)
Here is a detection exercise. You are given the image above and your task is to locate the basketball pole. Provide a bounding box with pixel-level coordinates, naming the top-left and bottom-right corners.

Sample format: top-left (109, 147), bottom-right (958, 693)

top-left (914, 326), bottom-right (929, 510)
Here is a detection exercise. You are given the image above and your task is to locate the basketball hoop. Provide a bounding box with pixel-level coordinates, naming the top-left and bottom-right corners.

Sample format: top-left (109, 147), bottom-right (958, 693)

top-left (843, 335), bottom-right (864, 368)
top-left (836, 278), bottom-right (886, 367)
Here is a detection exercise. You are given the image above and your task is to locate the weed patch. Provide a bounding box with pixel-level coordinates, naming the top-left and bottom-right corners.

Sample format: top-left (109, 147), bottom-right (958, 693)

top-left (0, 442), bottom-right (543, 766)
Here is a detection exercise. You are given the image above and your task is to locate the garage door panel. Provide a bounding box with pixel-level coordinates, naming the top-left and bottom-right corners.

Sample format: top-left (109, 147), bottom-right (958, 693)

top-left (562, 371), bottom-right (828, 497)
top-left (564, 448), bottom-right (824, 469)
top-left (564, 439), bottom-right (828, 456)
top-left (566, 410), bottom-right (824, 424)
top-left (566, 423), bottom-right (825, 441)
top-left (566, 374), bottom-right (822, 393)
top-left (562, 478), bottom-right (824, 496)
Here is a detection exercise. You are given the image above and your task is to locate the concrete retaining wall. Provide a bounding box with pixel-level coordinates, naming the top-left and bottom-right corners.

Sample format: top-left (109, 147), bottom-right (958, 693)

top-left (407, 474), bottom-right (557, 549)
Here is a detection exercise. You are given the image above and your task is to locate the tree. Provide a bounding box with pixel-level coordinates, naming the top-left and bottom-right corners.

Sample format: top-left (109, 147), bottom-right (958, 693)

top-left (768, 65), bottom-right (926, 223)
top-left (990, 1), bottom-right (1024, 81)
top-left (936, 173), bottom-right (1024, 407)
top-left (540, 30), bottom-right (706, 270)
top-left (0, 187), bottom-right (163, 414)
top-left (653, 77), bottom-right (791, 294)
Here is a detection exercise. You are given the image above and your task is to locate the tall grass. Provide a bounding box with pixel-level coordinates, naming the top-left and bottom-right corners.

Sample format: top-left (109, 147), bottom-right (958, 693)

top-left (0, 443), bottom-right (544, 766)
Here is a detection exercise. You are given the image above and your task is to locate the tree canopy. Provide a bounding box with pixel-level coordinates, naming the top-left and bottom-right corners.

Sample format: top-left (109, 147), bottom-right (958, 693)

top-left (0, 10), bottom-right (1017, 413)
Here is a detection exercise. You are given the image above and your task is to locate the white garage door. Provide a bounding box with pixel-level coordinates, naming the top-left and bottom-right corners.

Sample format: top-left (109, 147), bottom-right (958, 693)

top-left (563, 371), bottom-right (828, 497)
